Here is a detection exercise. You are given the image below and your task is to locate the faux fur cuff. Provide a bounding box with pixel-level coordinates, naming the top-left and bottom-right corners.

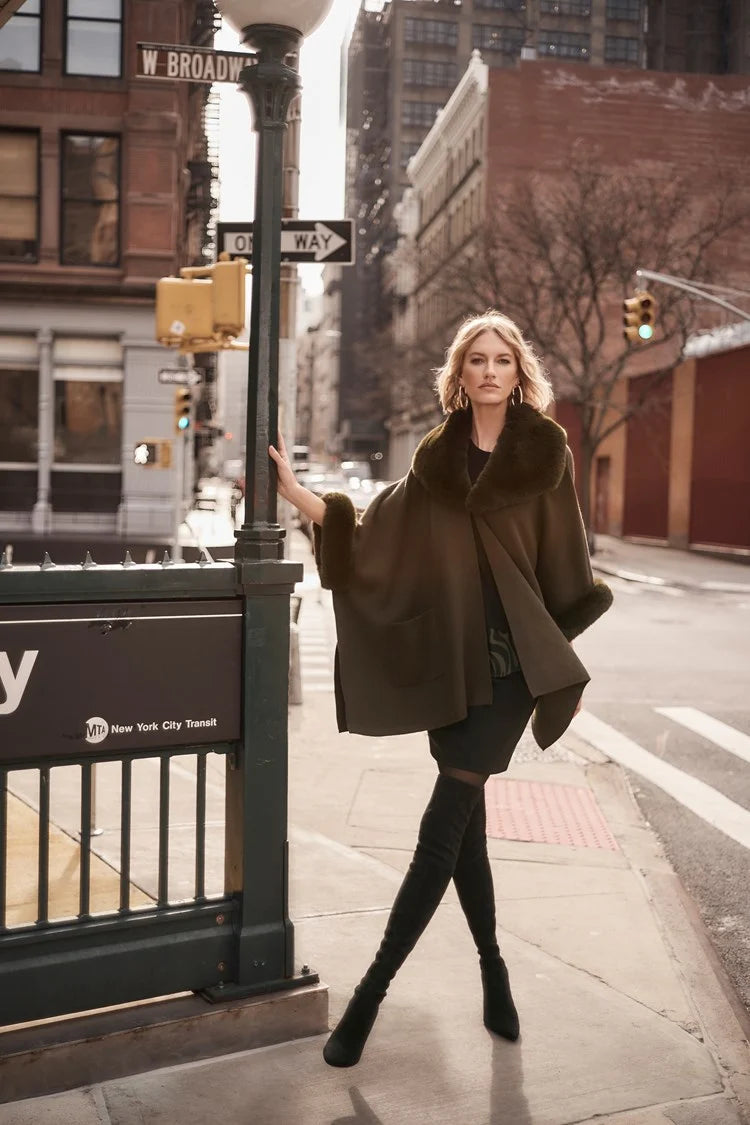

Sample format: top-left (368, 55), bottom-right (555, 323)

top-left (313, 492), bottom-right (357, 590)
top-left (554, 579), bottom-right (614, 641)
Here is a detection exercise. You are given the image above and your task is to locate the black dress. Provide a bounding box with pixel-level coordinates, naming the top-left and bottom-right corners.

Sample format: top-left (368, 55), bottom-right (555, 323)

top-left (427, 441), bottom-right (536, 774)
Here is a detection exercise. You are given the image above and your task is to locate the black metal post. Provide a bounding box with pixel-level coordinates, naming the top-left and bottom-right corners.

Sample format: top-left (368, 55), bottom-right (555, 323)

top-left (236, 25), bottom-right (302, 563)
top-left (211, 23), bottom-right (310, 1002)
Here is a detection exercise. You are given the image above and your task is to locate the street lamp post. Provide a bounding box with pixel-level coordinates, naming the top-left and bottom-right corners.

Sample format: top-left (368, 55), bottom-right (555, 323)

top-left (217, 0), bottom-right (334, 563)
top-left (212, 0), bottom-right (334, 999)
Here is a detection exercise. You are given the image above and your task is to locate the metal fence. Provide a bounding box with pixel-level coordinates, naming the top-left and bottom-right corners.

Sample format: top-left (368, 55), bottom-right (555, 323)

top-left (0, 551), bottom-right (306, 1026)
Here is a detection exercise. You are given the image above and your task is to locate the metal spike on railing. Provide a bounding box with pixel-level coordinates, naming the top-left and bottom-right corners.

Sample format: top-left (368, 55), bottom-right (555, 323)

top-left (40, 552), bottom-right (55, 570)
top-left (82, 551), bottom-right (96, 570)
top-left (122, 551), bottom-right (135, 568)
top-left (198, 547), bottom-right (214, 567)
top-left (0, 550), bottom-right (12, 570)
top-left (161, 551), bottom-right (174, 567)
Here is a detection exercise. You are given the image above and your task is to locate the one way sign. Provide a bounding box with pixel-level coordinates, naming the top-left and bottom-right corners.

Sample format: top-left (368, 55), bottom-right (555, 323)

top-left (217, 220), bottom-right (354, 265)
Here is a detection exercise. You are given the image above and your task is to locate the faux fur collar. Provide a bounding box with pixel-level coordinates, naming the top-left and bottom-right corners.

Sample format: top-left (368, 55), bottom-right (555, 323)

top-left (411, 403), bottom-right (568, 513)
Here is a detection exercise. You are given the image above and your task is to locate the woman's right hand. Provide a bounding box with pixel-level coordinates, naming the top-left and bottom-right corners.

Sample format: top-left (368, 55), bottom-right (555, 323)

top-left (268, 431), bottom-right (298, 503)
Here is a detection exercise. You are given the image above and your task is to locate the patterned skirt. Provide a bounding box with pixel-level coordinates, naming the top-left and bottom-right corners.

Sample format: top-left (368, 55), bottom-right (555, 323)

top-left (427, 669), bottom-right (535, 775)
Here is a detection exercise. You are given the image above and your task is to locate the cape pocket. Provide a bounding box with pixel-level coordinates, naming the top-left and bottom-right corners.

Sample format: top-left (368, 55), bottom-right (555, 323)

top-left (378, 609), bottom-right (443, 688)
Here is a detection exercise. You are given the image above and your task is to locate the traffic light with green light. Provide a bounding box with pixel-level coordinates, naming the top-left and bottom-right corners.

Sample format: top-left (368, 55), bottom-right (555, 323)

top-left (623, 291), bottom-right (657, 344)
top-left (174, 388), bottom-right (193, 435)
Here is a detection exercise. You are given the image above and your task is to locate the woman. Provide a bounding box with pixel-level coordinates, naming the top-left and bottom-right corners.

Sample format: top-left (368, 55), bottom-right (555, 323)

top-left (270, 311), bottom-right (613, 1068)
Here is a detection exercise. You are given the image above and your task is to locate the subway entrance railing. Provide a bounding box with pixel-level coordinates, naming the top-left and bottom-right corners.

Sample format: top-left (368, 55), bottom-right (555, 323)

top-left (0, 549), bottom-right (309, 1027)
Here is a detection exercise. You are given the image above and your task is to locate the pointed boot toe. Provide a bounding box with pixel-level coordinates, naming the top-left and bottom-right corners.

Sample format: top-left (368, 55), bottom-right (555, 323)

top-left (481, 956), bottom-right (520, 1041)
top-left (323, 986), bottom-right (383, 1068)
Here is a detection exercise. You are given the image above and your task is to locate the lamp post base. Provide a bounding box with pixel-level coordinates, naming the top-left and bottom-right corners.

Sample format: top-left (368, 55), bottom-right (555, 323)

top-left (235, 525), bottom-right (286, 563)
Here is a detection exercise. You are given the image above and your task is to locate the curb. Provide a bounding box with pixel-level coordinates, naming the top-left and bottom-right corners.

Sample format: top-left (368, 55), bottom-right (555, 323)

top-left (581, 756), bottom-right (750, 1122)
top-left (592, 560), bottom-right (750, 595)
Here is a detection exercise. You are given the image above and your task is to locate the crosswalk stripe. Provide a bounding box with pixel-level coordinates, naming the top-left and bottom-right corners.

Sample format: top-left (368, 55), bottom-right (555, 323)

top-left (655, 707), bottom-right (750, 767)
top-left (572, 711), bottom-right (750, 851)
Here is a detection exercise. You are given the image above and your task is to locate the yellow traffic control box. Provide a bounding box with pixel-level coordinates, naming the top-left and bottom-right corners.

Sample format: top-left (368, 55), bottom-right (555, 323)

top-left (156, 277), bottom-right (213, 348)
top-left (211, 259), bottom-right (246, 337)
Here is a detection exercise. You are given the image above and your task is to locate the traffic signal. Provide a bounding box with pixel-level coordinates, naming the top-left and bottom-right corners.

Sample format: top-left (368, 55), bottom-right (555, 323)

top-left (174, 388), bottom-right (193, 435)
top-left (156, 255), bottom-right (247, 352)
top-left (623, 291), bottom-right (657, 344)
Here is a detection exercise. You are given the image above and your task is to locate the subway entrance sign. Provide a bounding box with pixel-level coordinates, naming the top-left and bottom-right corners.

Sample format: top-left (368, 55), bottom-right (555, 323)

top-left (136, 42), bottom-right (251, 84)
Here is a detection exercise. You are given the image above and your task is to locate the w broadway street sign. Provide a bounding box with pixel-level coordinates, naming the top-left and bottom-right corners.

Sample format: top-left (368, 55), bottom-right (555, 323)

top-left (137, 42), bottom-right (251, 84)
top-left (218, 220), bottom-right (354, 265)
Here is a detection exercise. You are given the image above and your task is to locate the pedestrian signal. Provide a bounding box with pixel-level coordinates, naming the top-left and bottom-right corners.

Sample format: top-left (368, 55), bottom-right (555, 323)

top-left (174, 388), bottom-right (193, 435)
top-left (623, 291), bottom-right (657, 344)
top-left (133, 440), bottom-right (172, 468)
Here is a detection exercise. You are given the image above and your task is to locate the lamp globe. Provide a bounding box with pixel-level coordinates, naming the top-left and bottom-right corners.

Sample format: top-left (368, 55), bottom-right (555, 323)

top-left (215, 0), bottom-right (334, 38)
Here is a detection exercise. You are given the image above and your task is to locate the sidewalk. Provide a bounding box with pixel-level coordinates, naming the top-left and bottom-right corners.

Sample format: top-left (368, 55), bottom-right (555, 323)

top-left (591, 534), bottom-right (750, 593)
top-left (1, 536), bottom-right (749, 1123)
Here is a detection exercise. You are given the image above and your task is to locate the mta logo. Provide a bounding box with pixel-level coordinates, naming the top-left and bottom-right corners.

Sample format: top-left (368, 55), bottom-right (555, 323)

top-left (85, 717), bottom-right (109, 745)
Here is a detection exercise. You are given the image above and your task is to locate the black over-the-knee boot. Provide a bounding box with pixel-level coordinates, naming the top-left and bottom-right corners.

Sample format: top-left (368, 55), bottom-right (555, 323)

top-left (452, 792), bottom-right (520, 1041)
top-left (323, 774), bottom-right (482, 1068)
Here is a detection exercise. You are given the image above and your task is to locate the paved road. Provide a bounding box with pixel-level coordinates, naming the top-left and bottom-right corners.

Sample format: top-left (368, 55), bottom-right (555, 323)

top-left (296, 564), bottom-right (750, 1015)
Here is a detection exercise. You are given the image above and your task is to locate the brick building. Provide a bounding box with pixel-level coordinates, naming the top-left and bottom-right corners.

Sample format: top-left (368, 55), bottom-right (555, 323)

top-left (339, 0), bottom-right (749, 471)
top-left (390, 55), bottom-right (750, 549)
top-left (0, 0), bottom-right (219, 563)
top-left (557, 330), bottom-right (750, 553)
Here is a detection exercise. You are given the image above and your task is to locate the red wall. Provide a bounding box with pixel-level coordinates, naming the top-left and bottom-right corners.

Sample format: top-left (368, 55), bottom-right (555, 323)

top-left (690, 346), bottom-right (750, 549)
top-left (622, 372), bottom-right (673, 540)
top-left (487, 62), bottom-right (749, 184)
top-left (553, 399), bottom-right (582, 496)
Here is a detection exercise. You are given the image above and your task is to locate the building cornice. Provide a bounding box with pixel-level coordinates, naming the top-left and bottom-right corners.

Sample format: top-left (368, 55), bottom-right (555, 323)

top-left (407, 51), bottom-right (488, 185)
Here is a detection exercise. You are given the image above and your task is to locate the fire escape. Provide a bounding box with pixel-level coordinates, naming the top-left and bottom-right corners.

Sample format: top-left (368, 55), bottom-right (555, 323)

top-left (188, 0), bottom-right (223, 444)
top-left (187, 0), bottom-right (222, 268)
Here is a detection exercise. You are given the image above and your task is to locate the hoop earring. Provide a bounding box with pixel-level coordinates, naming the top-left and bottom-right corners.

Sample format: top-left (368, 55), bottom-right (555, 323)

top-left (457, 386), bottom-right (469, 411)
top-left (510, 383), bottom-right (523, 407)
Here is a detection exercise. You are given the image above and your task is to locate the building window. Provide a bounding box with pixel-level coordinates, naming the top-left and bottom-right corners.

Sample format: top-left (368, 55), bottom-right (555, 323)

top-left (540, 0), bottom-right (591, 14)
top-left (0, 0), bottom-right (41, 72)
top-left (0, 336), bottom-right (38, 512)
top-left (404, 18), bottom-right (458, 47)
top-left (604, 34), bottom-right (640, 62)
top-left (403, 59), bottom-right (457, 88)
top-left (65, 0), bottom-right (122, 78)
top-left (475, 0), bottom-right (526, 10)
top-left (0, 336), bottom-right (38, 466)
top-left (402, 101), bottom-right (443, 128)
top-left (473, 24), bottom-right (525, 54)
top-left (606, 0), bottom-right (640, 19)
top-left (52, 336), bottom-right (122, 466)
top-left (0, 130), bottom-right (39, 263)
top-left (537, 29), bottom-right (590, 59)
top-left (401, 141), bottom-right (422, 169)
top-left (61, 134), bottom-right (120, 267)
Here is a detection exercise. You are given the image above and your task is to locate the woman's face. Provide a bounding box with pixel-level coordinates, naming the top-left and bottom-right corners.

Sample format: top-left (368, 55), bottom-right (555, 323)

top-left (459, 330), bottom-right (519, 408)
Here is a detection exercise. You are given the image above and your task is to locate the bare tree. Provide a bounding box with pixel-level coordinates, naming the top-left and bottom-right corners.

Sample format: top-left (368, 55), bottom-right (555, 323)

top-left (413, 151), bottom-right (750, 542)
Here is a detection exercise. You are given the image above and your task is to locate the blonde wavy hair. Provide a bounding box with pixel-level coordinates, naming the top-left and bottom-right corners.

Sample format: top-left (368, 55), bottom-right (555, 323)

top-left (434, 311), bottom-right (554, 414)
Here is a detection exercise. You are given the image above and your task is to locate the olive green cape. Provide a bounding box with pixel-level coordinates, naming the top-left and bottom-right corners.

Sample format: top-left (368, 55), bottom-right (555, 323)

top-left (314, 403), bottom-right (612, 749)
